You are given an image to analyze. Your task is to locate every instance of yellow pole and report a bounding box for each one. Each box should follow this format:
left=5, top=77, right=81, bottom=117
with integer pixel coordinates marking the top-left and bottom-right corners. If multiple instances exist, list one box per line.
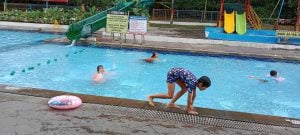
left=54, top=20, right=59, bottom=33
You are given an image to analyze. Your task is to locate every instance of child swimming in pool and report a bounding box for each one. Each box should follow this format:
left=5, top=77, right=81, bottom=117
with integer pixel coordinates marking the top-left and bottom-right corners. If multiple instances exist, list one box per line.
left=249, top=70, right=285, bottom=82
left=147, top=67, right=211, bottom=115
left=92, top=64, right=117, bottom=84
left=92, top=65, right=106, bottom=83
left=144, top=52, right=158, bottom=63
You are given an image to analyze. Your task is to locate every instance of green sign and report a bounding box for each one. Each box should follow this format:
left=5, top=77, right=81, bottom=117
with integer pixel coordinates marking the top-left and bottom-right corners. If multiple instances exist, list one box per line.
left=106, top=14, right=128, bottom=33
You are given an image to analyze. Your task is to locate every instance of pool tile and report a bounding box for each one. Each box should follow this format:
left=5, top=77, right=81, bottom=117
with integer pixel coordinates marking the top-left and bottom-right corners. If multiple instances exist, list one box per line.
left=118, top=99, right=146, bottom=108
left=196, top=107, right=227, bottom=119
left=18, top=89, right=65, bottom=98
left=80, top=95, right=122, bottom=106
left=223, top=111, right=256, bottom=123
left=252, top=114, right=293, bottom=127
left=144, top=102, right=172, bottom=111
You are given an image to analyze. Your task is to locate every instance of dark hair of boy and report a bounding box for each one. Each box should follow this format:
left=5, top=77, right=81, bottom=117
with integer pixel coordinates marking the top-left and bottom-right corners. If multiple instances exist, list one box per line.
left=198, top=76, right=211, bottom=88
left=270, top=70, right=277, bottom=77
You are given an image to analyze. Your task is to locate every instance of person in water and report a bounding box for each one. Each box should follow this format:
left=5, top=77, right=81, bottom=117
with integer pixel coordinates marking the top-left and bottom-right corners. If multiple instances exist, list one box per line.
left=144, top=52, right=158, bottom=63
left=249, top=70, right=285, bottom=82
left=92, top=65, right=106, bottom=83
left=147, top=67, right=211, bottom=115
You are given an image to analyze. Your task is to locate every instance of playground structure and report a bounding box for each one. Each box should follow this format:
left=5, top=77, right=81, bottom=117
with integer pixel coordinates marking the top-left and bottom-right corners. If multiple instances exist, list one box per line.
left=269, top=0, right=288, bottom=30
left=66, top=0, right=154, bottom=41
left=206, top=0, right=300, bottom=44
left=217, top=0, right=262, bottom=35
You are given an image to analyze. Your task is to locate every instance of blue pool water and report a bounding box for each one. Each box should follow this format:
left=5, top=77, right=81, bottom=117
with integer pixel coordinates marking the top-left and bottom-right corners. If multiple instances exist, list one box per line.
left=0, top=30, right=56, bottom=47
left=1, top=30, right=300, bottom=119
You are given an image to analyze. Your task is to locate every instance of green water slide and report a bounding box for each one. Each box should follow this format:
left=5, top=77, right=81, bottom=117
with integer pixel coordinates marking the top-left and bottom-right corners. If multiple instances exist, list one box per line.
left=235, top=11, right=247, bottom=35
left=66, top=0, right=154, bottom=41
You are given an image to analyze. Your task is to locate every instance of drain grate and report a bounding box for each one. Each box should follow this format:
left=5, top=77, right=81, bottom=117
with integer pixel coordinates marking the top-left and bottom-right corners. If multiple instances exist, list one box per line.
left=98, top=104, right=300, bottom=134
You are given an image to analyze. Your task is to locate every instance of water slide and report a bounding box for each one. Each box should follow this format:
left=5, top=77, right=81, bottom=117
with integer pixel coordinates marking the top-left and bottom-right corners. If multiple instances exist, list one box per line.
left=66, top=0, right=154, bottom=41
left=224, top=10, right=235, bottom=34
left=235, top=12, right=247, bottom=35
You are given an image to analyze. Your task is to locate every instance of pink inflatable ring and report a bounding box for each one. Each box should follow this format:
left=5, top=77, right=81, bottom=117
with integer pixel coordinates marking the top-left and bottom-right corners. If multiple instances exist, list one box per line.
left=48, top=95, right=82, bottom=110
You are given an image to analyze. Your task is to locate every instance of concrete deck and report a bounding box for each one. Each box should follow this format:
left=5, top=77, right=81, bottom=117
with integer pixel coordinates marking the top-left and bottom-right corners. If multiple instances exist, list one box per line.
left=1, top=92, right=290, bottom=135
left=1, top=86, right=300, bottom=135
left=1, top=21, right=300, bottom=134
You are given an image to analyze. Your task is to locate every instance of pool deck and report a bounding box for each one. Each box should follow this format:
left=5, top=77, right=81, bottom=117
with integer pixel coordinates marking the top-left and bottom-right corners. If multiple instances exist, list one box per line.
left=1, top=85, right=300, bottom=135
left=1, top=21, right=300, bottom=134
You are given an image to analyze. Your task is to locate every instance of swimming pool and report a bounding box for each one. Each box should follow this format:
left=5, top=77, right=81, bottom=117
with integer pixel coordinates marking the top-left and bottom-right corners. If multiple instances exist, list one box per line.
left=0, top=30, right=56, bottom=47
left=1, top=30, right=300, bottom=119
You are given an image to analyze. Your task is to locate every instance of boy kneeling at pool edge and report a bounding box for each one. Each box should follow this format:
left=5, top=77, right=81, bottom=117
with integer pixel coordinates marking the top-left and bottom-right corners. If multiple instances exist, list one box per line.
left=148, top=67, right=211, bottom=115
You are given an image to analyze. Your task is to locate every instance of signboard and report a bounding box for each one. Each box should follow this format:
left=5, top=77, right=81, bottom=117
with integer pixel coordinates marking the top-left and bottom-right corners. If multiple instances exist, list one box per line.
left=276, top=30, right=300, bottom=38
left=129, top=16, right=147, bottom=35
left=106, top=14, right=128, bottom=33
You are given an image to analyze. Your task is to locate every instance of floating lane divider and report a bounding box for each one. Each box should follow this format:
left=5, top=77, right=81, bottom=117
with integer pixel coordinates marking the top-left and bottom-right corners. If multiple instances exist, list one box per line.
left=0, top=48, right=86, bottom=78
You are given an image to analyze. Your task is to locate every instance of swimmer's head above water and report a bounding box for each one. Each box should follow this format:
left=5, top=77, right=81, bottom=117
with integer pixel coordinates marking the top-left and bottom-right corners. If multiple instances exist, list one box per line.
left=270, top=70, right=277, bottom=77
left=97, top=65, right=104, bottom=73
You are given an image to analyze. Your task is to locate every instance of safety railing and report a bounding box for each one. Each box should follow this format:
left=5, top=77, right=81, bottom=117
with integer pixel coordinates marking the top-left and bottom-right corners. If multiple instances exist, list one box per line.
left=151, top=9, right=219, bottom=22
left=247, top=5, right=262, bottom=29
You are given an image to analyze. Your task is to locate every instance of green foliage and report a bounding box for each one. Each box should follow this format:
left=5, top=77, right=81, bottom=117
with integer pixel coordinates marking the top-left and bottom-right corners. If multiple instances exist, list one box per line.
left=68, top=0, right=118, bottom=10
left=0, top=0, right=297, bottom=24
left=173, top=0, right=220, bottom=10
left=84, top=6, right=97, bottom=18
left=132, top=7, right=150, bottom=18
left=0, top=0, right=153, bottom=24
left=0, top=7, right=101, bottom=25
left=251, top=0, right=297, bottom=19
left=131, top=0, right=151, bottom=18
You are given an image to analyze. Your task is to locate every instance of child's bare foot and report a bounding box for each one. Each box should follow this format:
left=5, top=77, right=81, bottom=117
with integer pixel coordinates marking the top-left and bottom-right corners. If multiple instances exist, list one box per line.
left=187, top=110, right=198, bottom=115
left=190, top=106, right=195, bottom=111
left=167, top=103, right=181, bottom=109
left=147, top=97, right=155, bottom=107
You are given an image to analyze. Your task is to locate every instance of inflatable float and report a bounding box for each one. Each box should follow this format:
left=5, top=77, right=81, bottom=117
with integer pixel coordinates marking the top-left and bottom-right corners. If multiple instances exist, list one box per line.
left=48, top=95, right=82, bottom=110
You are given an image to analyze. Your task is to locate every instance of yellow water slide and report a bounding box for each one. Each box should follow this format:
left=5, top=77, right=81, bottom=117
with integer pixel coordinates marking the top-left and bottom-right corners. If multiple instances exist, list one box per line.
left=224, top=11, right=235, bottom=34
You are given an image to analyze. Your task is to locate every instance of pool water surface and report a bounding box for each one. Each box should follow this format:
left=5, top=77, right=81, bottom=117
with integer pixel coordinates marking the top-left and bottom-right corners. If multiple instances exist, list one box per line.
left=0, top=30, right=300, bottom=119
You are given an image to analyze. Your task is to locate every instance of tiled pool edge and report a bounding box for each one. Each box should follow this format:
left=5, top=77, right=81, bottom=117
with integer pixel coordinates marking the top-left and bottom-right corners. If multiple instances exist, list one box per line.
left=0, top=84, right=299, bottom=129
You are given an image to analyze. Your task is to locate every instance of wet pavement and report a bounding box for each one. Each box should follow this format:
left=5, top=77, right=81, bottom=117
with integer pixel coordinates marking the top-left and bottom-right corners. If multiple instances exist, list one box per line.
left=2, top=92, right=300, bottom=135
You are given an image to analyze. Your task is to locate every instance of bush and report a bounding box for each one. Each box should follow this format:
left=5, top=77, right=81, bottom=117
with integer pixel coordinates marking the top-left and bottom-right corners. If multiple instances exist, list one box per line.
left=0, top=7, right=101, bottom=25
